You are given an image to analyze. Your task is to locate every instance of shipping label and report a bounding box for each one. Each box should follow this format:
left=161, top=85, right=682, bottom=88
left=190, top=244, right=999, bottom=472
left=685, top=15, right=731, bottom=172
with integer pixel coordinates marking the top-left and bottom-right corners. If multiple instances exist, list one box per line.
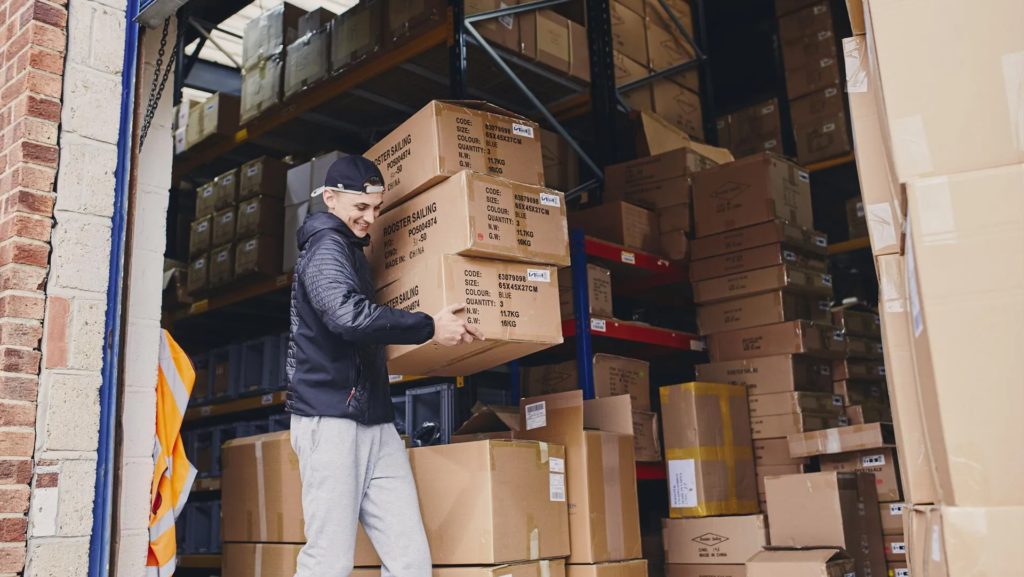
left=668, top=459, right=697, bottom=508
left=525, top=401, right=546, bottom=430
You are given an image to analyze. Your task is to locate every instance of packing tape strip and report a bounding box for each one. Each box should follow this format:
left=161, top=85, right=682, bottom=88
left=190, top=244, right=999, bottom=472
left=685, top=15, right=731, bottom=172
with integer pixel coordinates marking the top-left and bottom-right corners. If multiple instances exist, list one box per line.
left=539, top=559, right=551, bottom=577
left=1003, top=51, right=1024, bottom=152
left=717, top=386, right=737, bottom=504
left=528, top=514, right=539, bottom=560
left=825, top=428, right=842, bottom=454
left=602, top=433, right=626, bottom=560
left=255, top=438, right=268, bottom=541
left=538, top=441, right=549, bottom=465
left=254, top=543, right=263, bottom=577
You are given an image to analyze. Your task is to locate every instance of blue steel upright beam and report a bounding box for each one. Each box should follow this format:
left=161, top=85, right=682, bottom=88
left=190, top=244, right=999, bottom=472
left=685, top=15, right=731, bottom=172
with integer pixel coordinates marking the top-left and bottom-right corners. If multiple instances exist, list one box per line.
left=569, top=229, right=595, bottom=399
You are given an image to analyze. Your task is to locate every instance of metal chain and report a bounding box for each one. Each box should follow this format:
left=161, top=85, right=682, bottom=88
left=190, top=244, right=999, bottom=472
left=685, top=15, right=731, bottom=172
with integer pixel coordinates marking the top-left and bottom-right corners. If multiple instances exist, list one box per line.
left=139, top=9, right=189, bottom=151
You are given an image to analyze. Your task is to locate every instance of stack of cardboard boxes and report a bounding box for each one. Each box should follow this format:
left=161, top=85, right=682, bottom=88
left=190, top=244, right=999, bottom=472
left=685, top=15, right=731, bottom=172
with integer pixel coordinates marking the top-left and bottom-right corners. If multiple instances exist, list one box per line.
left=173, top=92, right=240, bottom=155
left=187, top=157, right=288, bottom=294
left=840, top=0, right=1024, bottom=572
left=831, top=306, right=890, bottom=425
left=775, top=0, right=852, bottom=165
left=282, top=150, right=347, bottom=271
left=715, top=99, right=784, bottom=160
left=363, top=100, right=567, bottom=377
left=240, top=3, right=304, bottom=123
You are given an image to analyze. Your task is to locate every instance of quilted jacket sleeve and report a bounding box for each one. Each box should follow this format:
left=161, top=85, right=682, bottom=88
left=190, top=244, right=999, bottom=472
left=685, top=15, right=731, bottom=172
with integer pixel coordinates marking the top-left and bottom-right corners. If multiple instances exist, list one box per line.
left=301, top=235, right=435, bottom=345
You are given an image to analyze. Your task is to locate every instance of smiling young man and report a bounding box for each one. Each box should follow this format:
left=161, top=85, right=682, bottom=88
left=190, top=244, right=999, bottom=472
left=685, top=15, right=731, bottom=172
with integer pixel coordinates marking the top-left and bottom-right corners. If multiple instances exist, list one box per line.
left=286, top=156, right=483, bottom=577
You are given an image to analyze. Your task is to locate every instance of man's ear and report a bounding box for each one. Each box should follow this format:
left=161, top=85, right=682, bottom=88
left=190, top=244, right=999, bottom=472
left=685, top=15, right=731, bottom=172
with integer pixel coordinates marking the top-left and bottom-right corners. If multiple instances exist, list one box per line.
left=321, top=190, right=334, bottom=209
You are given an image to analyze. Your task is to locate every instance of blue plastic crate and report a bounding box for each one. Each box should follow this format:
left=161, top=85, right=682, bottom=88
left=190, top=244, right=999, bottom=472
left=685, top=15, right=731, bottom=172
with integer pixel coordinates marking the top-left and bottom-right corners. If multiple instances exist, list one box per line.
left=269, top=413, right=291, bottom=432
left=240, top=336, right=283, bottom=393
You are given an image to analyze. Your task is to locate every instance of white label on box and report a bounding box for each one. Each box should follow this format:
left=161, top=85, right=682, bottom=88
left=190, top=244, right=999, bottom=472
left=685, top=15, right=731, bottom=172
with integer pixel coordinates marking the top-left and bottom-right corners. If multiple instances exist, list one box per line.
left=203, top=188, right=214, bottom=198
left=194, top=259, right=205, bottom=269
left=388, top=375, right=403, bottom=383
left=813, top=4, right=827, bottom=13
left=833, top=395, right=844, bottom=406
left=823, top=123, right=837, bottom=133
left=932, top=525, right=942, bottom=561
left=512, top=124, right=535, bottom=138
left=892, top=542, right=906, bottom=554
left=549, top=473, right=565, bottom=501
left=799, top=171, right=811, bottom=183
left=906, top=221, right=924, bottom=337
left=821, top=365, right=831, bottom=375
left=539, top=192, right=561, bottom=207
left=205, top=103, right=216, bottom=113
left=834, top=330, right=844, bottom=341
left=763, top=139, right=778, bottom=149
left=690, top=339, right=704, bottom=351
left=525, top=401, right=547, bottom=430
left=223, top=175, right=233, bottom=185
left=245, top=240, right=257, bottom=251
left=783, top=250, right=797, bottom=261
left=814, top=234, right=827, bottom=246
left=197, top=222, right=208, bottom=232
left=668, top=459, right=697, bottom=508
left=247, top=203, right=258, bottom=213
left=549, top=457, right=565, bottom=473
left=217, top=252, right=228, bottom=262
left=222, top=213, right=233, bottom=222
left=818, top=30, right=832, bottom=40
left=247, top=165, right=259, bottom=177
left=879, top=366, right=887, bottom=376
left=591, top=318, right=607, bottom=332
left=820, top=300, right=832, bottom=311
left=761, top=105, right=775, bottom=115
left=825, top=87, right=838, bottom=98
left=863, top=454, right=886, bottom=467
left=895, top=570, right=909, bottom=577
left=822, top=274, right=833, bottom=286
left=261, top=394, right=274, bottom=405
left=839, top=416, right=850, bottom=426
left=890, top=503, right=905, bottom=515
left=821, top=58, right=834, bottom=68
left=498, top=2, right=514, bottom=29
left=621, top=251, right=636, bottom=264
left=856, top=202, right=865, bottom=218
left=716, top=120, right=725, bottom=128
left=527, top=269, right=551, bottom=282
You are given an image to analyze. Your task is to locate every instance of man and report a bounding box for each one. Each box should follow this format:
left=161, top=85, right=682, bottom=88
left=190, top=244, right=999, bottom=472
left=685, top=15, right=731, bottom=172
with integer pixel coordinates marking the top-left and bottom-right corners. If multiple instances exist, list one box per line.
left=286, top=156, right=483, bottom=577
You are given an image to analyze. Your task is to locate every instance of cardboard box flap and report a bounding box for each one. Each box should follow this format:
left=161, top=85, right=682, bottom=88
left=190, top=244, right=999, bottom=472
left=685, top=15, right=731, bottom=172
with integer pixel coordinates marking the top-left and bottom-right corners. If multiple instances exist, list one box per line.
left=635, top=110, right=735, bottom=165
left=435, top=99, right=533, bottom=123
left=433, top=559, right=567, bottom=576
left=749, top=547, right=852, bottom=564
left=583, top=395, right=635, bottom=435
left=520, top=390, right=584, bottom=434
left=453, top=403, right=521, bottom=435
left=787, top=423, right=895, bottom=458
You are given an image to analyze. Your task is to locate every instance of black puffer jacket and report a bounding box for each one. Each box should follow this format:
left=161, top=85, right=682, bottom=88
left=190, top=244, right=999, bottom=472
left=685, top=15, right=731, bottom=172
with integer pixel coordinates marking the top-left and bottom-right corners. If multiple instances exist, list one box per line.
left=286, top=212, right=435, bottom=424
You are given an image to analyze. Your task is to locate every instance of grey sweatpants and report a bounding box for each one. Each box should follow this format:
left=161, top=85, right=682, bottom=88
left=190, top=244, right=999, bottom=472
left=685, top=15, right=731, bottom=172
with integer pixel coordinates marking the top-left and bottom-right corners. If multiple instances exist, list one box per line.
left=290, top=415, right=432, bottom=577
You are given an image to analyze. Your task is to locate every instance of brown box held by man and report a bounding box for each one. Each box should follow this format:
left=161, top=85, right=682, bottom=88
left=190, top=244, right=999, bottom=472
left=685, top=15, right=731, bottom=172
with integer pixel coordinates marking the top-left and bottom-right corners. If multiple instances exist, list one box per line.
left=558, top=264, right=613, bottom=320
left=820, top=447, right=902, bottom=503
left=746, top=549, right=855, bottom=577
left=707, top=320, right=846, bottom=362
left=376, top=255, right=562, bottom=376
left=435, top=560, right=569, bottom=577
left=879, top=502, right=906, bottom=536
left=605, top=147, right=716, bottom=193
left=364, top=101, right=544, bottom=210
left=566, top=560, right=648, bottom=577
left=214, top=169, right=240, bottom=210
left=222, top=544, right=383, bottom=577
left=750, top=413, right=846, bottom=440
left=663, top=515, right=767, bottom=565
left=568, top=201, right=661, bottom=253
left=660, top=382, right=758, bottom=518
left=691, top=220, right=826, bottom=261
left=521, top=354, right=651, bottom=409
left=693, top=265, right=833, bottom=304
left=690, top=242, right=828, bottom=283
left=692, top=153, right=813, bottom=238
left=235, top=235, right=283, bottom=278
left=696, top=354, right=833, bottom=395
left=520, top=390, right=642, bottom=564
left=240, top=156, right=288, bottom=201
left=747, top=391, right=843, bottom=418
left=187, top=253, right=209, bottom=294
left=408, top=439, right=571, bottom=564
left=209, top=244, right=235, bottom=287
left=832, top=358, right=884, bottom=381
left=765, top=471, right=887, bottom=577
left=190, top=216, right=212, bottom=257
left=330, top=0, right=383, bottom=73
left=697, top=291, right=831, bottom=335
left=451, top=403, right=520, bottom=443
left=237, top=196, right=284, bottom=238
left=368, top=170, right=569, bottom=288
left=787, top=422, right=895, bottom=458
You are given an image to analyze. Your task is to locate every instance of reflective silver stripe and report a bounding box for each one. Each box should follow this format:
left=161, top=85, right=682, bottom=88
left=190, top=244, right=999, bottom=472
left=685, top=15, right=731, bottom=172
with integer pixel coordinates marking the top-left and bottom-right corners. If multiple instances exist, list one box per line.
left=158, top=332, right=189, bottom=418
left=147, top=565, right=160, bottom=577
left=158, top=555, right=176, bottom=576
left=152, top=434, right=162, bottom=465
left=174, top=462, right=198, bottom=519
left=149, top=510, right=175, bottom=542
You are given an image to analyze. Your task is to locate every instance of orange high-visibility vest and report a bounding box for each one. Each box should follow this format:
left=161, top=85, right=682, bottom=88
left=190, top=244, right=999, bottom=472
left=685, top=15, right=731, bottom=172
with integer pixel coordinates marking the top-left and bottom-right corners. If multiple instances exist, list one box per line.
left=147, top=330, right=198, bottom=576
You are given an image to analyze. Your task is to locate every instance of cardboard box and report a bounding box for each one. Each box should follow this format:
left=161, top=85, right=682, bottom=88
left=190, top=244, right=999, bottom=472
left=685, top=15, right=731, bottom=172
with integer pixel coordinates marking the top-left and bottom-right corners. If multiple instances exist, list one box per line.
left=187, top=253, right=209, bottom=294
left=867, top=0, right=1024, bottom=181
left=377, top=255, right=562, bottom=376
left=845, top=404, right=891, bottom=425
left=659, top=204, right=692, bottom=234
left=633, top=410, right=660, bottom=462
left=633, top=109, right=735, bottom=165
left=520, top=354, right=651, bottom=410
left=388, top=0, right=445, bottom=46
left=242, top=2, right=305, bottom=69
left=875, top=254, right=937, bottom=505
left=566, top=560, right=648, bottom=577
left=451, top=403, right=520, bottom=443
left=240, top=55, right=284, bottom=124
left=616, top=52, right=654, bottom=112
left=237, top=196, right=284, bottom=238
left=843, top=36, right=903, bottom=256
left=465, top=0, right=521, bottom=54
left=917, top=505, right=1024, bottom=577
left=235, top=235, right=284, bottom=278
left=845, top=336, right=884, bottom=360
left=879, top=502, right=906, bottom=535
left=190, top=216, right=212, bottom=257
left=697, top=291, right=831, bottom=335
left=832, top=307, right=881, bottom=339
left=283, top=202, right=307, bottom=272
left=833, top=380, right=886, bottom=407
left=196, top=93, right=241, bottom=143
left=765, top=472, right=887, bottom=577
left=212, top=207, right=236, bottom=247
left=845, top=197, right=868, bottom=240
left=888, top=562, right=908, bottom=577
left=209, top=244, right=235, bottom=287
left=605, top=147, right=716, bottom=193
left=820, top=447, right=902, bottom=503
left=214, top=169, right=240, bottom=210
left=661, top=230, right=689, bottom=260
left=883, top=534, right=907, bottom=562
left=298, top=7, right=335, bottom=36
left=557, top=264, right=613, bottom=320
left=903, top=164, right=1024, bottom=507
left=789, top=88, right=851, bottom=164
left=783, top=45, right=842, bottom=101
left=283, top=29, right=329, bottom=99
left=520, top=391, right=643, bottom=563
left=691, top=242, right=828, bottom=283
left=831, top=358, right=885, bottom=381
left=240, top=157, right=287, bottom=201
left=753, top=437, right=808, bottom=466
left=330, top=0, right=383, bottom=73
left=750, top=413, right=846, bottom=440
left=365, top=101, right=544, bottom=210
left=541, top=128, right=581, bottom=193
left=778, top=2, right=834, bottom=45
left=696, top=354, right=833, bottom=395
left=652, top=80, right=703, bottom=141
left=660, top=383, right=758, bottom=518
left=662, top=515, right=768, bottom=565
left=756, top=464, right=805, bottom=494
left=728, top=100, right=784, bottom=159
left=666, top=565, right=746, bottom=577
left=610, top=1, right=648, bottom=65
left=434, top=561, right=569, bottom=577
left=368, top=170, right=569, bottom=288
left=693, top=265, right=833, bottom=305
left=747, top=391, right=843, bottom=418
left=707, top=320, right=846, bottom=362
left=691, top=153, right=813, bottom=238
left=787, top=422, right=895, bottom=458
left=194, top=182, right=216, bottom=219
left=646, top=22, right=698, bottom=93
left=568, top=201, right=660, bottom=253
left=222, top=544, right=382, bottom=577
left=746, top=549, right=855, bottom=577
left=408, top=440, right=571, bottom=564
left=691, top=220, right=826, bottom=261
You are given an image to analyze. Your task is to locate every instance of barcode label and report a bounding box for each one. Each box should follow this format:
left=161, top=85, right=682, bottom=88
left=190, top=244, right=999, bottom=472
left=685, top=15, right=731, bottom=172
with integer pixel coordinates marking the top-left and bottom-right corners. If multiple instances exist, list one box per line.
left=194, top=259, right=205, bottom=269
left=591, top=318, right=607, bottom=332
left=205, top=103, right=215, bottom=113
left=540, top=192, right=561, bottom=207
left=834, top=330, right=845, bottom=341
left=892, top=542, right=906, bottom=554
left=247, top=203, right=258, bottom=213
left=197, top=222, right=208, bottom=232
left=895, top=570, right=909, bottom=577
left=815, top=235, right=827, bottom=246
left=839, top=416, right=850, bottom=426
left=247, top=166, right=259, bottom=176
left=550, top=457, right=565, bottom=473
left=621, top=251, right=636, bottom=264
left=833, top=395, right=843, bottom=406
left=203, top=188, right=213, bottom=197
left=527, top=269, right=550, bottom=282
left=668, top=459, right=697, bottom=508
left=525, top=401, right=546, bottom=430
left=890, top=503, right=905, bottom=515
left=822, top=274, right=833, bottom=286
left=389, top=375, right=403, bottom=382
left=550, top=473, right=565, bottom=501
left=820, top=300, right=832, bottom=310
left=863, top=454, right=886, bottom=466
left=261, top=394, right=274, bottom=405
left=783, top=250, right=796, bottom=261
left=246, top=240, right=257, bottom=251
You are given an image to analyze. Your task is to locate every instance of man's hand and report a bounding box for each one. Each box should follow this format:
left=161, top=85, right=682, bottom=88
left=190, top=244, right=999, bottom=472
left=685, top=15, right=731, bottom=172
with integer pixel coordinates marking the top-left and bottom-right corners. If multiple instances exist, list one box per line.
left=432, top=303, right=485, bottom=346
